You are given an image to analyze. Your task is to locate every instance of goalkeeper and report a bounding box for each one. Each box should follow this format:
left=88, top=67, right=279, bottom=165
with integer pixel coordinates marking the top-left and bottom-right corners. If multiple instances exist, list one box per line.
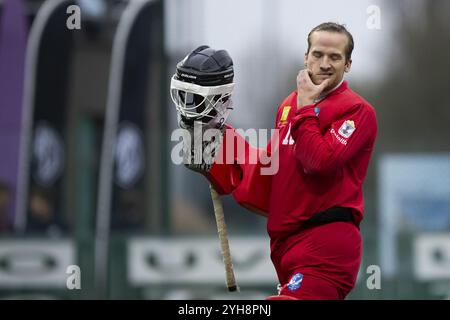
left=170, top=22, right=377, bottom=300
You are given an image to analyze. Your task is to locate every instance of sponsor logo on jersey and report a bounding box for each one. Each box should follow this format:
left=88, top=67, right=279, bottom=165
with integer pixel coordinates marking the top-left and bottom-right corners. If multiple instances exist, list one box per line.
left=338, top=120, right=356, bottom=138
left=287, top=273, right=303, bottom=292
left=314, top=107, right=321, bottom=116
left=331, top=128, right=348, bottom=145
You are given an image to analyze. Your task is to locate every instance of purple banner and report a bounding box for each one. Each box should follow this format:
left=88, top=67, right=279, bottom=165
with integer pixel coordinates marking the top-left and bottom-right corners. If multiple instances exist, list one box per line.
left=0, top=0, right=27, bottom=231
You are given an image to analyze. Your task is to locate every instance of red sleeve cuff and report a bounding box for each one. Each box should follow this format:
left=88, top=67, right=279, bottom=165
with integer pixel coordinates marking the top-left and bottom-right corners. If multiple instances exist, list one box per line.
left=291, top=104, right=318, bottom=140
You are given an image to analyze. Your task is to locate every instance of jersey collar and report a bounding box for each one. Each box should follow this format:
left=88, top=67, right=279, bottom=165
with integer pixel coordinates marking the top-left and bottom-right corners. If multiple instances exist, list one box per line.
left=314, top=79, right=348, bottom=103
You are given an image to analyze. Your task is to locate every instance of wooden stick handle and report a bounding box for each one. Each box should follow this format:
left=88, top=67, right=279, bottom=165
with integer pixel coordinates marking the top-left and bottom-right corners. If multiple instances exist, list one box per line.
left=209, top=184, right=239, bottom=292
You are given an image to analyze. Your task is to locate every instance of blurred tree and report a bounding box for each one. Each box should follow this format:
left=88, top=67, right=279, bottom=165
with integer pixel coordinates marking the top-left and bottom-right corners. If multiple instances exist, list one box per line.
left=368, top=0, right=450, bottom=152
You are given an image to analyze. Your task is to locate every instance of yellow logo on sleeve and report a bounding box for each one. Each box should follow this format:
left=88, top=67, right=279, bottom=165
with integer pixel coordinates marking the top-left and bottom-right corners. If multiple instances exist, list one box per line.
left=280, top=106, right=291, bottom=123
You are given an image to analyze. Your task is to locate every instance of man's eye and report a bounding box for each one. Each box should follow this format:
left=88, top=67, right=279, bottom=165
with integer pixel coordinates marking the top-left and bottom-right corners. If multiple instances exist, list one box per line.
left=313, top=52, right=321, bottom=58
left=331, top=55, right=342, bottom=61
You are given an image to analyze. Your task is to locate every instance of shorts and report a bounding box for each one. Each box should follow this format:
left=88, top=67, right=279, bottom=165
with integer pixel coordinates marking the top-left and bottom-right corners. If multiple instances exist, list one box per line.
left=271, top=221, right=362, bottom=300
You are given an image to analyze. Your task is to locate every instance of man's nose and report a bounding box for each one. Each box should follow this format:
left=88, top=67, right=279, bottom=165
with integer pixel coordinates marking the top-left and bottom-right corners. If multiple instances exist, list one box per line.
left=320, top=57, right=331, bottom=70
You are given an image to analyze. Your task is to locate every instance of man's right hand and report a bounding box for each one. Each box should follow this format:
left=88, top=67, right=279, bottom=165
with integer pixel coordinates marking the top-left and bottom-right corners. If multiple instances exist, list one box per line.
left=296, top=69, right=330, bottom=110
left=180, top=120, right=225, bottom=174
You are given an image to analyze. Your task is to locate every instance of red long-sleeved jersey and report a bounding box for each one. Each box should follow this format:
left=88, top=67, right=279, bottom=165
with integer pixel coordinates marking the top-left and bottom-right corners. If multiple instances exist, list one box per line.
left=205, top=81, right=377, bottom=253
left=268, top=80, right=377, bottom=251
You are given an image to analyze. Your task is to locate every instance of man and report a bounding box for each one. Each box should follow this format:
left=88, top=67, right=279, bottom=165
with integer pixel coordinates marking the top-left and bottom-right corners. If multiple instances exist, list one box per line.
left=262, top=22, right=377, bottom=299
left=171, top=22, right=377, bottom=300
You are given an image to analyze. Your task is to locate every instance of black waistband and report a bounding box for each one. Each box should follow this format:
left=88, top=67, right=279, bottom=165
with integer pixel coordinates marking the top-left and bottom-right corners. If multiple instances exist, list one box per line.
left=304, top=207, right=354, bottom=226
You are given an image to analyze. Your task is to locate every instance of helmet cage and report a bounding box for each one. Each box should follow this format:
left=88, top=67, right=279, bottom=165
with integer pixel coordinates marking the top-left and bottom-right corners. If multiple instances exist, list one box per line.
left=170, top=76, right=234, bottom=126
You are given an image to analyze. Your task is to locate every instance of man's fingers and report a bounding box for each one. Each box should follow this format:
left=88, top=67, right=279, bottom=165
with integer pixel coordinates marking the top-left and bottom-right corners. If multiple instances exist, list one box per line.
left=297, top=69, right=314, bottom=86
left=296, top=70, right=304, bottom=83
left=303, top=70, right=314, bottom=85
left=319, top=78, right=331, bottom=90
left=297, top=69, right=330, bottom=100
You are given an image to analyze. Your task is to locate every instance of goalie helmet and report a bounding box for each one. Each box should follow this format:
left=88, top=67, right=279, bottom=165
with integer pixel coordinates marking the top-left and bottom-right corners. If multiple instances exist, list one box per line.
left=170, top=45, right=234, bottom=128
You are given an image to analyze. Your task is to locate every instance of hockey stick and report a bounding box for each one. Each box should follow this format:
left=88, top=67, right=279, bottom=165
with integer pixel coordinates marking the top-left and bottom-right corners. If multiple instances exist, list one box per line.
left=209, top=184, right=239, bottom=292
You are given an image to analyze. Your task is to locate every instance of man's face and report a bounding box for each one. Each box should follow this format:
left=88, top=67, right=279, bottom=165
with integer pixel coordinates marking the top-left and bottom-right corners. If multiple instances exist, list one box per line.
left=304, top=31, right=352, bottom=91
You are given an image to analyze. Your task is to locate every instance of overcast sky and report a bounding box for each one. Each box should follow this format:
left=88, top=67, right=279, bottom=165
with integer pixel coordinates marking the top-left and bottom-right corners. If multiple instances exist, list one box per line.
left=167, top=0, right=399, bottom=78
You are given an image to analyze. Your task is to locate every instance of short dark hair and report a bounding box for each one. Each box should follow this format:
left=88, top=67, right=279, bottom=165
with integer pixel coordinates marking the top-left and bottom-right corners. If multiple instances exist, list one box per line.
left=307, top=22, right=354, bottom=62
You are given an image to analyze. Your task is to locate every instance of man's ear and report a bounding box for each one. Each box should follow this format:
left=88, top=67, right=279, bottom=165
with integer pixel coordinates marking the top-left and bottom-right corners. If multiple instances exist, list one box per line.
left=344, top=59, right=352, bottom=73
left=304, top=52, right=308, bottom=67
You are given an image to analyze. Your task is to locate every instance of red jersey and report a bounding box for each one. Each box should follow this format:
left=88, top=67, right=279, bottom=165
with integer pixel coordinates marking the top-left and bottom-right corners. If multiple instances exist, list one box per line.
left=203, top=80, right=376, bottom=298
left=267, top=81, right=377, bottom=251
left=205, top=80, right=377, bottom=254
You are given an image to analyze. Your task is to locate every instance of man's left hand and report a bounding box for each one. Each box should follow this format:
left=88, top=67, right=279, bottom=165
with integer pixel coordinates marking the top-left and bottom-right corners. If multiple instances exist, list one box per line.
left=296, top=69, right=330, bottom=110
